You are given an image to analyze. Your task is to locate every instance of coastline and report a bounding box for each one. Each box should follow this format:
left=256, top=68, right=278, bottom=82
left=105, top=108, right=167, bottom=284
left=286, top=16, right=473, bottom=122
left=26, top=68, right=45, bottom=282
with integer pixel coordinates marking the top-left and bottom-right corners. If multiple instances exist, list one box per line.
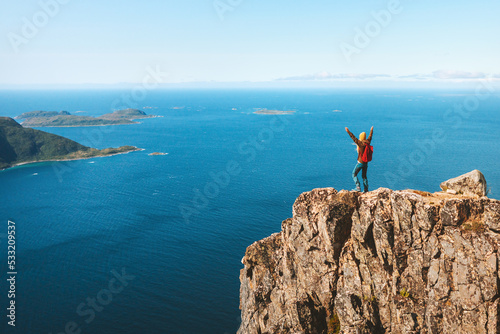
left=20, top=115, right=162, bottom=128
left=0, top=147, right=142, bottom=172
left=23, top=122, right=139, bottom=128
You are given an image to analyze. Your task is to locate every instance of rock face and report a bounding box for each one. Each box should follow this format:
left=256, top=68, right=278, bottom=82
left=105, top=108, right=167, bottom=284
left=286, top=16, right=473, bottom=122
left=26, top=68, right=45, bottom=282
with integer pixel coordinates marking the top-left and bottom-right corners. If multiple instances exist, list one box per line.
left=440, top=169, right=487, bottom=197
left=238, top=172, right=500, bottom=334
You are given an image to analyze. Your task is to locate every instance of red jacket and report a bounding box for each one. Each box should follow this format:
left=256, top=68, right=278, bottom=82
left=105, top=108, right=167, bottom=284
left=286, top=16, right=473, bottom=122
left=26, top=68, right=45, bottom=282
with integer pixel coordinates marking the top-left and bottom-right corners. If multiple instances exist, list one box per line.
left=347, top=128, right=373, bottom=163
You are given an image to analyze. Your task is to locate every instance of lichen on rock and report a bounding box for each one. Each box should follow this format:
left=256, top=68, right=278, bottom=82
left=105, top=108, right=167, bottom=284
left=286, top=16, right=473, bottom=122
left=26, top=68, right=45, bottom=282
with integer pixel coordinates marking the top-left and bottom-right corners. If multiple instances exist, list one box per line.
left=238, top=171, right=500, bottom=334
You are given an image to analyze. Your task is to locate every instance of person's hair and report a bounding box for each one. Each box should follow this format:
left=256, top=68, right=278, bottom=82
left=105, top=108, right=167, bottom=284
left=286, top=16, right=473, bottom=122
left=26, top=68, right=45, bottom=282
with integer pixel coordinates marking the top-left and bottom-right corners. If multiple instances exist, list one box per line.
left=356, top=132, right=367, bottom=153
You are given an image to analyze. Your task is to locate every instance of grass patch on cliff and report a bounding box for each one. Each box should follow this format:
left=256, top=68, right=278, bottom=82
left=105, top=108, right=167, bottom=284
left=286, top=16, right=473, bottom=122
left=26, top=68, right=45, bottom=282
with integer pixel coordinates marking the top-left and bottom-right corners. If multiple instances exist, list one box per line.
left=462, top=219, right=485, bottom=233
left=328, top=312, right=340, bottom=334
left=411, top=190, right=432, bottom=197
left=399, top=288, right=410, bottom=298
left=363, top=295, right=376, bottom=302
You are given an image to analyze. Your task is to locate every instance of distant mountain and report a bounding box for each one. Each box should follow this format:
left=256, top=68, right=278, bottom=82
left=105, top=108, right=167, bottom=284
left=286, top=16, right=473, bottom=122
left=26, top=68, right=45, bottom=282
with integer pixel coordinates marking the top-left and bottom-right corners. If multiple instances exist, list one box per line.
left=16, top=109, right=156, bottom=127
left=15, top=110, right=71, bottom=119
left=100, top=108, right=148, bottom=119
left=0, top=117, right=138, bottom=170
left=19, top=115, right=136, bottom=127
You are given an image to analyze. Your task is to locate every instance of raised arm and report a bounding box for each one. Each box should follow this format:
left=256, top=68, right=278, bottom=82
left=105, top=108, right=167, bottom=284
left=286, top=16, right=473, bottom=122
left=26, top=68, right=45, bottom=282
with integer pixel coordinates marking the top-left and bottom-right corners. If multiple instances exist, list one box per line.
left=367, top=126, right=373, bottom=142
left=345, top=127, right=361, bottom=146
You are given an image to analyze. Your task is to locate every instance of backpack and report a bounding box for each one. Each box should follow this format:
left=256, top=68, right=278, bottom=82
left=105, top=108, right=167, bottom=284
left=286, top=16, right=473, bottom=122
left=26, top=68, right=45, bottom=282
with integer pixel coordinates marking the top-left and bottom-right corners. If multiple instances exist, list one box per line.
left=362, top=144, right=373, bottom=163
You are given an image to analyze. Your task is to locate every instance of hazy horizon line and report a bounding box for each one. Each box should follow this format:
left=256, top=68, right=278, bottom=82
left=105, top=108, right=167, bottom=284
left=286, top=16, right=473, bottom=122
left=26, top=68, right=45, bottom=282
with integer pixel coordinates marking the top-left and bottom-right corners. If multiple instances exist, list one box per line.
left=1, top=78, right=500, bottom=90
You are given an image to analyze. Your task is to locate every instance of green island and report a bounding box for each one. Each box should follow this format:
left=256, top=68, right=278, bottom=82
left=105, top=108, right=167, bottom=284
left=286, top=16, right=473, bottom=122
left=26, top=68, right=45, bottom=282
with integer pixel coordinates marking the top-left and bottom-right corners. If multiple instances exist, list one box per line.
left=16, top=108, right=157, bottom=127
left=253, top=109, right=295, bottom=115
left=0, top=117, right=140, bottom=171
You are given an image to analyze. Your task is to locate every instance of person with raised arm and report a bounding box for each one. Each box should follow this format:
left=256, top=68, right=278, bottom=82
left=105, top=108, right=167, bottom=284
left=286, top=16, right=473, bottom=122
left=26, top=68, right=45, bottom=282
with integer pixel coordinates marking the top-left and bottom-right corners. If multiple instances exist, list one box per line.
left=345, top=126, right=373, bottom=192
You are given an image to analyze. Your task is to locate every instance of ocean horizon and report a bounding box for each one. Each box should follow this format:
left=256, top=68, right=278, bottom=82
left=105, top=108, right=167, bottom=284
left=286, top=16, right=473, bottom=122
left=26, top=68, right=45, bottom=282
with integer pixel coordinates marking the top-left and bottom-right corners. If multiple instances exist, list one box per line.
left=1, top=88, right=499, bottom=333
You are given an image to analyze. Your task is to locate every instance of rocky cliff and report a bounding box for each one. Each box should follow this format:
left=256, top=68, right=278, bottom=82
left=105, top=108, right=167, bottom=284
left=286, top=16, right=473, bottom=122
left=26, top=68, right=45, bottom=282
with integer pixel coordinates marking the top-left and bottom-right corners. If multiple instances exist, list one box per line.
left=238, top=171, right=500, bottom=333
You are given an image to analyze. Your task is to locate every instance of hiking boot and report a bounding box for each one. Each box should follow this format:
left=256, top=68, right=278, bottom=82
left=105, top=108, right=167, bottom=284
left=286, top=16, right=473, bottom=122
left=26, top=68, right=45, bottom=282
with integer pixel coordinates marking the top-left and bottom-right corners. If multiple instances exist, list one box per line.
left=352, top=188, right=361, bottom=192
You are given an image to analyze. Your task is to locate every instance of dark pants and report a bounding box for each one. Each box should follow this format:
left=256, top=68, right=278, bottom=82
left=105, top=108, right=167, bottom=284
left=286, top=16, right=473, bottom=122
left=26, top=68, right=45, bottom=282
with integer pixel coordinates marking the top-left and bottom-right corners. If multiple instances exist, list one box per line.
left=352, top=162, right=368, bottom=192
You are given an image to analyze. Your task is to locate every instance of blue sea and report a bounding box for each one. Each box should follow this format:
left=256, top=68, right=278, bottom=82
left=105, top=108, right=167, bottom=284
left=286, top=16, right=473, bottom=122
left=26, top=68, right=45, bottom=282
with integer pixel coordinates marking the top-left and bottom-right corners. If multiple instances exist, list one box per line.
left=0, top=89, right=499, bottom=334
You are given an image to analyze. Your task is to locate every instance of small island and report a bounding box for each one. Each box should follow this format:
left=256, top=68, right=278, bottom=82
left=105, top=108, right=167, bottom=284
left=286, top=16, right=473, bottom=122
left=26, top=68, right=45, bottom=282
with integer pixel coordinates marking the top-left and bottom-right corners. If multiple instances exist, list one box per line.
left=253, top=109, right=295, bottom=115
left=148, top=152, right=168, bottom=156
left=0, top=117, right=140, bottom=171
left=16, top=108, right=158, bottom=127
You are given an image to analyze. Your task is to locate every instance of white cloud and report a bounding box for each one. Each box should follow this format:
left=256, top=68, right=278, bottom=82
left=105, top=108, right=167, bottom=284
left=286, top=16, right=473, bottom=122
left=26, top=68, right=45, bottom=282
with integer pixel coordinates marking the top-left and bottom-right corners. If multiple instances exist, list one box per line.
left=397, top=74, right=430, bottom=80
left=274, top=70, right=500, bottom=84
left=432, top=70, right=487, bottom=79
left=276, top=72, right=391, bottom=81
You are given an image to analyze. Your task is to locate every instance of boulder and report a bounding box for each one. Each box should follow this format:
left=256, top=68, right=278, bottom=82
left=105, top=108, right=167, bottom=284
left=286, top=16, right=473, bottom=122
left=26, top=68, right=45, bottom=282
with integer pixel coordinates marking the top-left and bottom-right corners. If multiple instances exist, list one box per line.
left=440, top=170, right=487, bottom=197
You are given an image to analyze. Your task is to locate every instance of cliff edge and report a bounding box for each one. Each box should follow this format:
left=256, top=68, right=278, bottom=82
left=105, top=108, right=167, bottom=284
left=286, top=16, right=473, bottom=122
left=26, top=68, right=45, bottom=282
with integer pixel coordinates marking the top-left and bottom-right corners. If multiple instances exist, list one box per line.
left=238, top=170, right=500, bottom=333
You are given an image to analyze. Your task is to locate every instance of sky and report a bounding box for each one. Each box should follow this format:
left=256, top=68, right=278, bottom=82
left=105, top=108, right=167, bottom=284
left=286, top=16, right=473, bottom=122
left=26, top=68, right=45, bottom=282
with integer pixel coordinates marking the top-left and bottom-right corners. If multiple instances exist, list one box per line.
left=1, top=0, right=499, bottom=87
